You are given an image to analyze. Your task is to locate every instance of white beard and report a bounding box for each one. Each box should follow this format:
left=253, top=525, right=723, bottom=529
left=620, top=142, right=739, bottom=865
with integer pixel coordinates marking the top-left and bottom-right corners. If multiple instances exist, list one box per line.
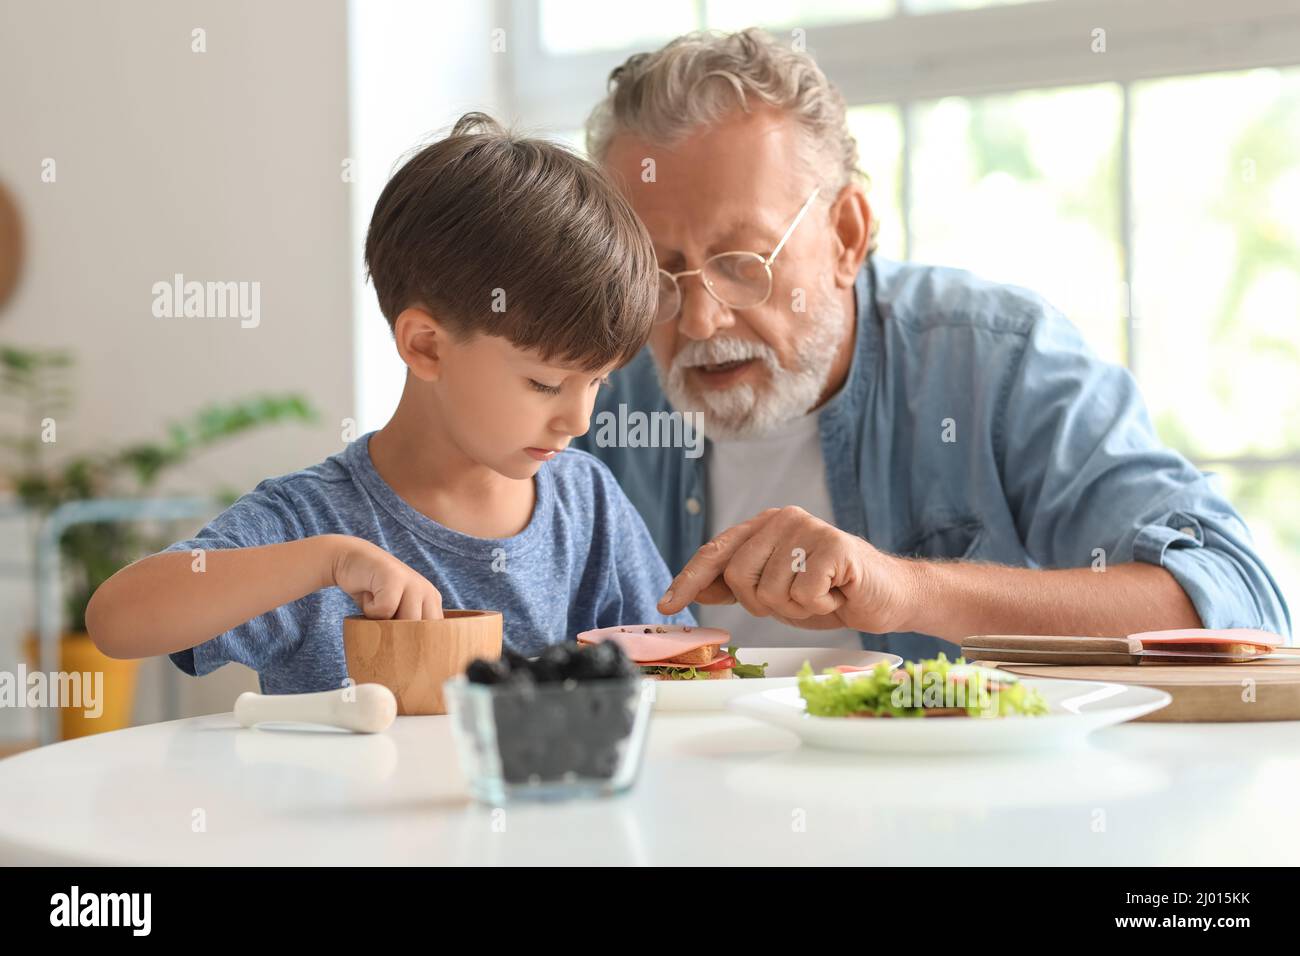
left=654, top=275, right=850, bottom=441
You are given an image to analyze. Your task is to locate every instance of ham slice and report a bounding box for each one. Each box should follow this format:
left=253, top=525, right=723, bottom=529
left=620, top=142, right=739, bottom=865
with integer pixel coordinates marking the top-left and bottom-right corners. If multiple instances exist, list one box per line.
left=576, top=624, right=731, bottom=663
left=1129, top=627, right=1279, bottom=653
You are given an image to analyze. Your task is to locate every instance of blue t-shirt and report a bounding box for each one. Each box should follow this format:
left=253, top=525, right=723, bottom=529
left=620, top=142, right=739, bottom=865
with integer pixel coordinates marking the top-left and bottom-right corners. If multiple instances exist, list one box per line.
left=162, top=431, right=693, bottom=694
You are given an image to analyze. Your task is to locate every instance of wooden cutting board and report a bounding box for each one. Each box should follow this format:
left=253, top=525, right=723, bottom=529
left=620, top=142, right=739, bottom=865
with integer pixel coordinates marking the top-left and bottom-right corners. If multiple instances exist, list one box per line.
left=971, top=649, right=1300, bottom=722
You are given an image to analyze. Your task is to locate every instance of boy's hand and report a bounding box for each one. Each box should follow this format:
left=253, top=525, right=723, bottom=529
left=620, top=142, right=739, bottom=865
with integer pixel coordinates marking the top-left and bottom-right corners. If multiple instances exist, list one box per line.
left=329, top=536, right=444, bottom=620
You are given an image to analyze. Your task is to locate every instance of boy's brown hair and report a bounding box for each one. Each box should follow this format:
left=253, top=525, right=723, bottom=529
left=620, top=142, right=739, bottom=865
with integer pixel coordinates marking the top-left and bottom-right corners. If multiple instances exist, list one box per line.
left=364, top=112, right=658, bottom=372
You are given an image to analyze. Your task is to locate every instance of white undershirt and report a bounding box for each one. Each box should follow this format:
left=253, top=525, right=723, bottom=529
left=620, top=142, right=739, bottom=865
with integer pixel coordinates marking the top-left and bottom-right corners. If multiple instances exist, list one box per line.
left=699, top=409, right=864, bottom=649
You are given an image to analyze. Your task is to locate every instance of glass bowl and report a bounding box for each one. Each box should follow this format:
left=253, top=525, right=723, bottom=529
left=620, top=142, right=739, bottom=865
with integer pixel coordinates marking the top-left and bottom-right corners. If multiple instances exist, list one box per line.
left=443, top=675, right=654, bottom=804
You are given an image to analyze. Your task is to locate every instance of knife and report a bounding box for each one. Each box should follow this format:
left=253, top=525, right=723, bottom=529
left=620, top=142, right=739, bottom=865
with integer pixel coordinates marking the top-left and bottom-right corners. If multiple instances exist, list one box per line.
left=959, top=634, right=1293, bottom=666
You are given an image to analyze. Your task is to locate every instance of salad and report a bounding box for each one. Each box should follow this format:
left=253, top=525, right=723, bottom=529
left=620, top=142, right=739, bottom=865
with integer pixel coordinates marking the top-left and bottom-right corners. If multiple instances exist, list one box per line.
left=797, top=653, right=1048, bottom=718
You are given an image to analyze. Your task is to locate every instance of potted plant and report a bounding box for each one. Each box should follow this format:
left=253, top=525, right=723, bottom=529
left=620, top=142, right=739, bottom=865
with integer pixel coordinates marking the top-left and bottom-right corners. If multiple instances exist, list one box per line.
left=1, top=344, right=318, bottom=738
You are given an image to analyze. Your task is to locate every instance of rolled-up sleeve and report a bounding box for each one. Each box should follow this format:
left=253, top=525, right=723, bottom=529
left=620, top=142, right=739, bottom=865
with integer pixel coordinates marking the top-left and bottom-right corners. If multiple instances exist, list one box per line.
left=998, top=307, right=1292, bottom=637
left=159, top=481, right=308, bottom=676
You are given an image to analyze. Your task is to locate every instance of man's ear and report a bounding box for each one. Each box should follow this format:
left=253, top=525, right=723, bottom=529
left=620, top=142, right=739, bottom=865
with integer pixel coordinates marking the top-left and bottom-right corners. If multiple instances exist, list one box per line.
left=829, top=183, right=872, bottom=288
left=393, top=307, right=444, bottom=382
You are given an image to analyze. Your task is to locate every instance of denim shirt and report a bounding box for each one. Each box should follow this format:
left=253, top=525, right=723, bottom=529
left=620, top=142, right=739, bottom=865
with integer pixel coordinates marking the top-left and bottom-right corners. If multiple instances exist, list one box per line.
left=573, top=256, right=1292, bottom=660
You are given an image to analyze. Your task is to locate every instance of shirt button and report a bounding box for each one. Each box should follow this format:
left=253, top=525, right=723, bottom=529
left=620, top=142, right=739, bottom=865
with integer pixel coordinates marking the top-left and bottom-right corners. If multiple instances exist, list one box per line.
left=685, top=497, right=702, bottom=515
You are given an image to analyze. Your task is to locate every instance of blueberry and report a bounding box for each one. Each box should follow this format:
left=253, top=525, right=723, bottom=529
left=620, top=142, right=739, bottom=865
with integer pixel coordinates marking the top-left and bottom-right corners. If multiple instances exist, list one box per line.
left=558, top=691, right=596, bottom=735
left=591, top=688, right=637, bottom=736
left=525, top=661, right=555, bottom=683
left=572, top=714, right=625, bottom=745
left=492, top=693, right=527, bottom=731
left=560, top=641, right=635, bottom=681
left=613, top=659, right=641, bottom=681
left=529, top=647, right=569, bottom=684
left=501, top=648, right=530, bottom=672
left=466, top=658, right=508, bottom=685
left=566, top=646, right=607, bottom=681
left=491, top=674, right=537, bottom=730
left=578, top=642, right=638, bottom=680
left=530, top=699, right=568, bottom=737
left=582, top=684, right=618, bottom=720
left=538, top=737, right=585, bottom=780
left=560, top=684, right=634, bottom=743
left=597, top=643, right=640, bottom=679
left=500, top=667, right=537, bottom=692
left=500, top=736, right=548, bottom=783
left=578, top=744, right=621, bottom=780
left=540, top=643, right=575, bottom=672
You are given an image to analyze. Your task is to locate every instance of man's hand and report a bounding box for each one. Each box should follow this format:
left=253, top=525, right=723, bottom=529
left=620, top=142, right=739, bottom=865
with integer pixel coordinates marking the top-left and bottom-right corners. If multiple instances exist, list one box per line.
left=656, top=507, right=915, bottom=633
left=656, top=509, right=1205, bottom=640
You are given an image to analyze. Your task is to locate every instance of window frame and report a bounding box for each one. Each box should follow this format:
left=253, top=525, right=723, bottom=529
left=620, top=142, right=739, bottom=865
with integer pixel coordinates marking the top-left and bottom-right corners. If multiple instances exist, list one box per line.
left=501, top=0, right=1300, bottom=471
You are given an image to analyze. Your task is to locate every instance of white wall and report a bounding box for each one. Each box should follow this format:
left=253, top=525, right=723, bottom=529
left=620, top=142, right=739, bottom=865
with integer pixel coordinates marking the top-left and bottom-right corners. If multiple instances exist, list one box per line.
left=0, top=0, right=355, bottom=739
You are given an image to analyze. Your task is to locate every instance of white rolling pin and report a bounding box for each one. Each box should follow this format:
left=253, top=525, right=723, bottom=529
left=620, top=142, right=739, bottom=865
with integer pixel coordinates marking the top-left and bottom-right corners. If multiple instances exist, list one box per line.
left=235, top=683, right=397, bottom=734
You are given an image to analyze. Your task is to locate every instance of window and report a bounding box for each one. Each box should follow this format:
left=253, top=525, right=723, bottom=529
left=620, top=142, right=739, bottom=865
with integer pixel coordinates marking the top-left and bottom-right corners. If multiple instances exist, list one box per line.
left=706, top=0, right=894, bottom=32
left=538, top=0, right=697, bottom=54
left=909, top=84, right=1124, bottom=363
left=844, top=104, right=905, bottom=261
left=1131, top=68, right=1300, bottom=462
left=496, top=0, right=1300, bottom=609
left=907, top=0, right=1047, bottom=12
left=1131, top=67, right=1300, bottom=607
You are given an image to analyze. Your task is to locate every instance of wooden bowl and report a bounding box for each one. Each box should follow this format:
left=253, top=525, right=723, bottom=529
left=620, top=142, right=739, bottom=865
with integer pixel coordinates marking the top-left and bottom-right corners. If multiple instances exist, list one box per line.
left=342, top=611, right=503, bottom=715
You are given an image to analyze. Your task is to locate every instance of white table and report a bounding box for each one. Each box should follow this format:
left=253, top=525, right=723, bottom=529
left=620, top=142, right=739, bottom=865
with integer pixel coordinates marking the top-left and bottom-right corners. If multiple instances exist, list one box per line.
left=1, top=709, right=1298, bottom=865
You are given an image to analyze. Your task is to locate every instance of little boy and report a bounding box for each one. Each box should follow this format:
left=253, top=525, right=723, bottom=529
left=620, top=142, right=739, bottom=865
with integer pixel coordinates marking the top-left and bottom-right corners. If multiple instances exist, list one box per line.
left=87, top=112, right=692, bottom=695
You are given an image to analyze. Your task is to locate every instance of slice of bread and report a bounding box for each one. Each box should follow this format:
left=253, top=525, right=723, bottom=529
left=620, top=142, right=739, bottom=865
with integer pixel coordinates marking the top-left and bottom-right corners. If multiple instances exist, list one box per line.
left=657, top=643, right=725, bottom=666
left=1148, top=642, right=1262, bottom=658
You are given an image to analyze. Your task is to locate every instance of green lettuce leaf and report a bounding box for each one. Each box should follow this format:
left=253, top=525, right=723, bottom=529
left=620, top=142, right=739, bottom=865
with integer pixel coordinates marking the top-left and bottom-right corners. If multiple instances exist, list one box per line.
left=726, top=645, right=769, bottom=679
left=642, top=665, right=709, bottom=680
left=797, top=653, right=1048, bottom=718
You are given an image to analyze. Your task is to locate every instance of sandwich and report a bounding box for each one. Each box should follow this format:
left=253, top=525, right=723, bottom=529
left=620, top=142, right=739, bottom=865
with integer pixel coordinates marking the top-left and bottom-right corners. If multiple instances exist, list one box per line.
left=576, top=625, right=766, bottom=680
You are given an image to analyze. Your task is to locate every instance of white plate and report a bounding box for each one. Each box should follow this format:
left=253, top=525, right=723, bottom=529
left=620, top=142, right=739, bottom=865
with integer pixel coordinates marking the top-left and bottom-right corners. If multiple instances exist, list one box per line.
left=726, top=677, right=1172, bottom=752
left=649, top=647, right=902, bottom=712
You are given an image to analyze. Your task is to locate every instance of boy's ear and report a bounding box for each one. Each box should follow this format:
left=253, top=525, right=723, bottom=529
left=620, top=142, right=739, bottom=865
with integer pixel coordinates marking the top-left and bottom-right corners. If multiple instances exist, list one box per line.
left=393, top=307, right=444, bottom=381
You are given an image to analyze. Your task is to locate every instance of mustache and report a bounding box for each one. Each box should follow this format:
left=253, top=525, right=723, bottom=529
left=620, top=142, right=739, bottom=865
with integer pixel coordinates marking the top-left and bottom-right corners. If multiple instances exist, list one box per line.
left=671, top=336, right=778, bottom=371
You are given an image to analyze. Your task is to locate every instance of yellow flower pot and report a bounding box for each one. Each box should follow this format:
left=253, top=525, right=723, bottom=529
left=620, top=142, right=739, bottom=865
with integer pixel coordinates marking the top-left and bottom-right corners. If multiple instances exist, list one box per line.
left=23, top=633, right=140, bottom=739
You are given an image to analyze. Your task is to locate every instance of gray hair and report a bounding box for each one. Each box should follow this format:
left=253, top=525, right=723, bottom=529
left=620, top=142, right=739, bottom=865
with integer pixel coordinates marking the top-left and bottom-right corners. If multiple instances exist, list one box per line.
left=586, top=28, right=878, bottom=254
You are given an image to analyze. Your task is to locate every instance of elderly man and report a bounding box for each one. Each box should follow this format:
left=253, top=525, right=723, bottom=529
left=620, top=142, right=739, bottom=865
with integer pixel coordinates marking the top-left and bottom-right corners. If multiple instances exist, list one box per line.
left=572, top=29, right=1290, bottom=659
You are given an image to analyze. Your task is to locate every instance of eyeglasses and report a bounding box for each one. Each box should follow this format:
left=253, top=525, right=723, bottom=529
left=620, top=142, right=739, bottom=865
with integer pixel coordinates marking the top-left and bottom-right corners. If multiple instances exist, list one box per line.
left=654, top=186, right=822, bottom=324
